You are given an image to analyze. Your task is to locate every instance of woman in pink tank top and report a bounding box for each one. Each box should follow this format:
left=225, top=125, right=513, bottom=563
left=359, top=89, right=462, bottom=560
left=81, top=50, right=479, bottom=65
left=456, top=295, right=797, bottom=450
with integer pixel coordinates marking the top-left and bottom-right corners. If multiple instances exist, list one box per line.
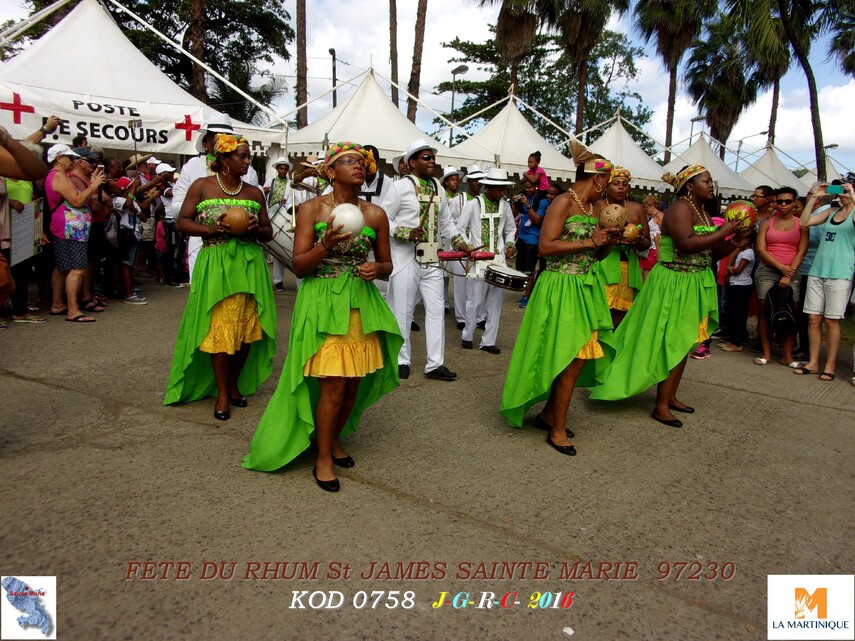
left=754, top=186, right=809, bottom=366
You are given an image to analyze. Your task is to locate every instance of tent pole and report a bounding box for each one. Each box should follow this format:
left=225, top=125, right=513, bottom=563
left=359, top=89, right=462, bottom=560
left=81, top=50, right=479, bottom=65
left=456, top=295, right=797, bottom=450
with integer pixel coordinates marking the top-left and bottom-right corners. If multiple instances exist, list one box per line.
left=104, top=0, right=291, bottom=131
left=433, top=96, right=510, bottom=140
left=514, top=96, right=576, bottom=144
left=0, top=0, right=75, bottom=47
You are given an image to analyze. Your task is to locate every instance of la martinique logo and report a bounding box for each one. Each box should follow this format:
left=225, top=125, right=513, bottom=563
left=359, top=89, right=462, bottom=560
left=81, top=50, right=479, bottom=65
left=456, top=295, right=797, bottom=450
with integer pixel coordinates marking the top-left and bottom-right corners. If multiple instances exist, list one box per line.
left=767, top=575, right=854, bottom=641
left=795, top=586, right=827, bottom=619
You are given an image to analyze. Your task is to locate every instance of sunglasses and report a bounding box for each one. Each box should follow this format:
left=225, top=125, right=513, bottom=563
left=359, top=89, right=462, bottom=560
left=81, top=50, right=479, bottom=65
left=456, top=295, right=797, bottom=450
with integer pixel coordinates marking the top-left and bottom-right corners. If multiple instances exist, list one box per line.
left=419, top=154, right=435, bottom=162
left=775, top=199, right=794, bottom=205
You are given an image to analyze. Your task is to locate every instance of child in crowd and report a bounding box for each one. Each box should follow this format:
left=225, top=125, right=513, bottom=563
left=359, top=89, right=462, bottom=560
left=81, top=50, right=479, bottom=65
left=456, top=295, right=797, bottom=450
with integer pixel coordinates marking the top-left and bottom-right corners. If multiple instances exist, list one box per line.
left=719, top=232, right=757, bottom=351
left=523, top=151, right=549, bottom=198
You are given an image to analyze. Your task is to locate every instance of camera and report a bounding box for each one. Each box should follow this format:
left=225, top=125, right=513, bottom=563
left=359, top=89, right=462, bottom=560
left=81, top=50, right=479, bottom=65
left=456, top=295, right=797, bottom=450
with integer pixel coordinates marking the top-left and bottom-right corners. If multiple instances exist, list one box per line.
left=827, top=184, right=844, bottom=195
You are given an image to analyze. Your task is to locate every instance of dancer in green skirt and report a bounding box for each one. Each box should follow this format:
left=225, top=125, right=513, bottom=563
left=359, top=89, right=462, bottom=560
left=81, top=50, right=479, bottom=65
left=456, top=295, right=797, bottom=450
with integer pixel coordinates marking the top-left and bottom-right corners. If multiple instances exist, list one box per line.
left=589, top=165, right=749, bottom=428
left=242, top=143, right=402, bottom=492
left=500, top=145, right=621, bottom=457
left=164, top=134, right=276, bottom=421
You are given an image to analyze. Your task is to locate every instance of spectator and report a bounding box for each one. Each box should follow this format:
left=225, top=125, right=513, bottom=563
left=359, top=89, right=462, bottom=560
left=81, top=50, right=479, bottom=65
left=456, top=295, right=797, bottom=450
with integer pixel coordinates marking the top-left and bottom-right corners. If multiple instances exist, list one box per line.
left=793, top=178, right=855, bottom=380
left=794, top=195, right=823, bottom=360
left=69, top=147, right=109, bottom=312
left=155, top=162, right=184, bottom=287
left=753, top=186, right=808, bottom=366
left=718, top=232, right=756, bottom=351
left=514, top=178, right=548, bottom=309
left=639, top=194, right=664, bottom=279
left=44, top=144, right=105, bottom=322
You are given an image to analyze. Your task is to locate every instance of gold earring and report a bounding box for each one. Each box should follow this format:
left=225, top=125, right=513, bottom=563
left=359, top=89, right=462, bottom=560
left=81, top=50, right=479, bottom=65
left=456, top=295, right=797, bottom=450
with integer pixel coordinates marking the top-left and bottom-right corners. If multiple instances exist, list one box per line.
left=594, top=180, right=603, bottom=194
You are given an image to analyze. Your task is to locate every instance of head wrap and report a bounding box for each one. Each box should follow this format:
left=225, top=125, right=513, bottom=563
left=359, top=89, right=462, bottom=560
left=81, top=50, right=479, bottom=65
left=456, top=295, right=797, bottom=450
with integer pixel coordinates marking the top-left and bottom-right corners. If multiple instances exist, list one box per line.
left=609, top=167, right=631, bottom=183
left=324, top=142, right=367, bottom=169
left=662, top=165, right=706, bottom=192
left=213, top=133, right=248, bottom=156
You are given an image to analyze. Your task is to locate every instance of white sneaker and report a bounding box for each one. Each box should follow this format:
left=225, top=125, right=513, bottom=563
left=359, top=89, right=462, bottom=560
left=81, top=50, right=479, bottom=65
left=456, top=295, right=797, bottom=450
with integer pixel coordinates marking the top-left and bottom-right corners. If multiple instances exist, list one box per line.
left=123, top=294, right=148, bottom=305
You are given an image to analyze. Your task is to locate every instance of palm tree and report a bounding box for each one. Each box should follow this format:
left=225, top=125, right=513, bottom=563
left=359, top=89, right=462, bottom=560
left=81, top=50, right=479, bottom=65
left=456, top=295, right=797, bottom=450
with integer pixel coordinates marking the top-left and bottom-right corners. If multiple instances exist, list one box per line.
left=685, top=13, right=759, bottom=159
left=828, top=4, right=855, bottom=76
left=634, top=0, right=716, bottom=163
left=295, top=0, right=307, bottom=128
left=493, top=3, right=538, bottom=93
left=406, top=0, right=428, bottom=122
left=188, top=0, right=207, bottom=101
left=745, top=16, right=791, bottom=146
left=390, top=0, right=399, bottom=106
left=556, top=0, right=629, bottom=133
left=209, top=61, right=287, bottom=126
left=729, top=0, right=845, bottom=180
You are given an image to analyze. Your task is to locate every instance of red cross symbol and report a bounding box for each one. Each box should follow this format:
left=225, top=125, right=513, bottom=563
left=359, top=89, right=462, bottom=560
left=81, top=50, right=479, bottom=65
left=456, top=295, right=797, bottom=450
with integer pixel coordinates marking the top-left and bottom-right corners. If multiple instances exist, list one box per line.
left=0, top=92, right=35, bottom=124
left=174, top=114, right=201, bottom=141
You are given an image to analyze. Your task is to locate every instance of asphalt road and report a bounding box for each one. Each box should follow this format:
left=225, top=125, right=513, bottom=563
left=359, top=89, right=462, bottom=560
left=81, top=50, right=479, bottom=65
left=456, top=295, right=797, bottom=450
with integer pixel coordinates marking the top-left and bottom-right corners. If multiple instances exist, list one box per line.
left=1, top=272, right=853, bottom=641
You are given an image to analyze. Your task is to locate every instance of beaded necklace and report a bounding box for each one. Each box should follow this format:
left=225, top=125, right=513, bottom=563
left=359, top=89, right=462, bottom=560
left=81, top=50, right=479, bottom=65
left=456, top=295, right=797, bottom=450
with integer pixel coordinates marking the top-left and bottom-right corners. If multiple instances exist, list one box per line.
left=681, top=196, right=712, bottom=227
left=568, top=188, right=593, bottom=217
left=216, top=173, right=243, bottom=196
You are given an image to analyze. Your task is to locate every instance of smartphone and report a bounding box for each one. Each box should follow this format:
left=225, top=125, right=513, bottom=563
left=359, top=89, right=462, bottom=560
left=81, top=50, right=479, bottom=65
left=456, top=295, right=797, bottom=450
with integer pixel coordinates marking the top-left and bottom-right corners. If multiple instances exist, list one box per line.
left=827, top=185, right=844, bottom=195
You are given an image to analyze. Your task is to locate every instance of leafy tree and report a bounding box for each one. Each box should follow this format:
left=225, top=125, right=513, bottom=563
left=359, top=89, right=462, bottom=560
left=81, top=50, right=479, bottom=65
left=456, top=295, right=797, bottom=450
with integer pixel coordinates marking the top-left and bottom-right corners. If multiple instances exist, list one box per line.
left=9, top=0, right=294, bottom=105
left=208, top=61, right=287, bottom=126
left=433, top=28, right=654, bottom=153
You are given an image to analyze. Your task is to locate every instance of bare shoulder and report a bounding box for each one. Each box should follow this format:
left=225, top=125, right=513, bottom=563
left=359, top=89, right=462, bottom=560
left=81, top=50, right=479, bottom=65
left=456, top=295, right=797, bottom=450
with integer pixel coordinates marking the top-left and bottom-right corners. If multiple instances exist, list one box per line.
left=626, top=199, right=645, bottom=221
left=361, top=201, right=387, bottom=225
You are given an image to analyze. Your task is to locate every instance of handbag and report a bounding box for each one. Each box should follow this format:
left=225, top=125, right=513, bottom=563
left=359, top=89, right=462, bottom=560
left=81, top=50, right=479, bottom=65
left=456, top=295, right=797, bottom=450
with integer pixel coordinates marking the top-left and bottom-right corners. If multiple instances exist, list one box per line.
left=104, top=213, right=119, bottom=247
left=0, top=252, right=15, bottom=297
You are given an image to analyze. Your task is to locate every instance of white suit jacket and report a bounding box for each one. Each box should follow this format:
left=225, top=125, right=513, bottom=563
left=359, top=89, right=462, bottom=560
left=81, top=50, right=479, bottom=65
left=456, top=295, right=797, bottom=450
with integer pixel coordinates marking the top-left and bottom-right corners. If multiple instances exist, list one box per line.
left=388, top=176, right=453, bottom=276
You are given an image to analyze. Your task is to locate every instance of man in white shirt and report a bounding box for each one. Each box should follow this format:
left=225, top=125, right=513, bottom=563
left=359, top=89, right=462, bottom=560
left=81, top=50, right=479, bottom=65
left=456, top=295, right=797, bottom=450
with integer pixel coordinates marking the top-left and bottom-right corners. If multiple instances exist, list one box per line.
left=452, top=168, right=517, bottom=354
left=263, top=156, right=293, bottom=290
left=172, top=112, right=259, bottom=282
left=387, top=139, right=458, bottom=381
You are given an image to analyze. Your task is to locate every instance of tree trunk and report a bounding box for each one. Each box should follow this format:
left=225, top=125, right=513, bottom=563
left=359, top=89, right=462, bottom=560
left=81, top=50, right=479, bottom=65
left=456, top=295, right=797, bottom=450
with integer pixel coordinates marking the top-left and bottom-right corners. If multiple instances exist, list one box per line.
left=188, top=0, right=208, bottom=102
left=777, top=0, right=825, bottom=179
left=510, top=62, right=518, bottom=96
left=295, top=0, right=308, bottom=129
left=390, top=0, right=399, bottom=107
left=664, top=64, right=677, bottom=164
left=406, top=0, right=428, bottom=123
left=767, top=77, right=780, bottom=146
left=575, top=60, right=587, bottom=134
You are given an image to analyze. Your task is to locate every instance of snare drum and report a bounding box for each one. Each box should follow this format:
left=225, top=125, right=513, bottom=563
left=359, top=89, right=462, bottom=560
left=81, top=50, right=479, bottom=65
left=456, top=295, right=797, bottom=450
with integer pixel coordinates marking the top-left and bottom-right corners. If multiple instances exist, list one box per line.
left=485, top=264, right=528, bottom=291
left=263, top=201, right=295, bottom=272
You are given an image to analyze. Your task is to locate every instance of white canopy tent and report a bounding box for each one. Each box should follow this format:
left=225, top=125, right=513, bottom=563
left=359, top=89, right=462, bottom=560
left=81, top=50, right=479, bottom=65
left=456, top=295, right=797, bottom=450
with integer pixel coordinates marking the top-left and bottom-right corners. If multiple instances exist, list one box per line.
left=588, top=117, right=670, bottom=190
left=739, top=147, right=806, bottom=189
left=663, top=135, right=754, bottom=197
left=283, top=71, right=481, bottom=169
left=0, top=0, right=283, bottom=156
left=451, top=98, right=577, bottom=180
left=801, top=157, right=845, bottom=187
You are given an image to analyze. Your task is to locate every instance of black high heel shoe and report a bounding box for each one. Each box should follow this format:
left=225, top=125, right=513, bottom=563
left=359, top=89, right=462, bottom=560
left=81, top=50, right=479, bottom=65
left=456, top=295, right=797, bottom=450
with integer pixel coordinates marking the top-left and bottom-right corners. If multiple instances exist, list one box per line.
left=535, top=414, right=574, bottom=439
left=332, top=455, right=355, bottom=468
left=230, top=396, right=248, bottom=408
left=313, top=467, right=340, bottom=492
left=214, top=409, right=230, bottom=421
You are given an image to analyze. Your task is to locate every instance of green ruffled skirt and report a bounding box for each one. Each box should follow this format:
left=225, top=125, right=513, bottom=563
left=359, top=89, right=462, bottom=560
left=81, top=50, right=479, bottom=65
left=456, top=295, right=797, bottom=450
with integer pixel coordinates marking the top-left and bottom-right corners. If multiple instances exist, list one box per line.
left=589, top=263, right=718, bottom=401
left=164, top=239, right=277, bottom=404
left=499, top=270, right=614, bottom=427
left=241, top=273, right=403, bottom=472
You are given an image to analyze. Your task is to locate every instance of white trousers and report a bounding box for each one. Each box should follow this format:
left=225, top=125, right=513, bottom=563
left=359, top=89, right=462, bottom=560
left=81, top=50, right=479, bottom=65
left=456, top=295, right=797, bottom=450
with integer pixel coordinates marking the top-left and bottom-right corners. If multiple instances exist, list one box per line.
left=387, top=261, right=445, bottom=371
left=462, top=278, right=504, bottom=347
left=273, top=259, right=286, bottom=285
left=449, top=261, right=468, bottom=323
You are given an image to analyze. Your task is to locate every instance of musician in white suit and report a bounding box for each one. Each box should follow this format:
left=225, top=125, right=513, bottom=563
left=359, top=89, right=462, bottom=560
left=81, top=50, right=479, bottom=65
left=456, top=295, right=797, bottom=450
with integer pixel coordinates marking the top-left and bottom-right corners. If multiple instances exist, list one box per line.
left=173, top=113, right=259, bottom=283
left=386, top=139, right=458, bottom=381
left=452, top=167, right=517, bottom=354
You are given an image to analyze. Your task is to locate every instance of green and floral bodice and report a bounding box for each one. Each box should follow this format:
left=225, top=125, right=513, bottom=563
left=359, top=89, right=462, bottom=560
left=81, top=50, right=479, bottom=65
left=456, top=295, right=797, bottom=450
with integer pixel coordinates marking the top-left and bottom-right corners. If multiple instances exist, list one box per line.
left=196, top=198, right=261, bottom=247
left=313, top=222, right=376, bottom=278
left=545, top=215, right=598, bottom=275
left=658, top=226, right=716, bottom=273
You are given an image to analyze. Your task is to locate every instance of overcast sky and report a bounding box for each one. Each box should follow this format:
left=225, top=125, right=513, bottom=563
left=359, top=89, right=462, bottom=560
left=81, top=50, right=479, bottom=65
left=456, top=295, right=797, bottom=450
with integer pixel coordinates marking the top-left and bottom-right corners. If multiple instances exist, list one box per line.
left=2, top=0, right=852, bottom=175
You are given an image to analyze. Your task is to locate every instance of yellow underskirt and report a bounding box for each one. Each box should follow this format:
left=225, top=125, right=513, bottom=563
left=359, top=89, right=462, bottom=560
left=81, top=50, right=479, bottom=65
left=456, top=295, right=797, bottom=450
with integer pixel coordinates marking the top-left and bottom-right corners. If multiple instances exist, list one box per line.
left=576, top=330, right=604, bottom=360
left=304, top=309, right=384, bottom=378
left=199, top=293, right=263, bottom=354
left=697, top=317, right=710, bottom=343
left=605, top=261, right=634, bottom=312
